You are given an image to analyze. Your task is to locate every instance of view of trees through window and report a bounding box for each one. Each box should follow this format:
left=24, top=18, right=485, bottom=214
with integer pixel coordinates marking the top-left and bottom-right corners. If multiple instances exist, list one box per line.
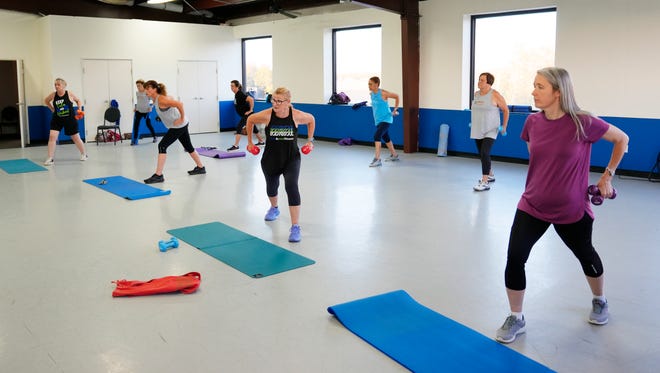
left=472, top=9, right=556, bottom=108
left=243, top=37, right=272, bottom=100
left=334, top=26, right=381, bottom=104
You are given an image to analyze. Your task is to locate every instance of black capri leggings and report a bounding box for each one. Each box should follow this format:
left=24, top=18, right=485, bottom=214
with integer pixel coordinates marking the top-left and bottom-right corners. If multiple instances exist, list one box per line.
left=475, top=138, right=495, bottom=176
left=373, top=122, right=392, bottom=143
left=504, top=209, right=604, bottom=291
left=262, top=158, right=301, bottom=206
left=158, top=125, right=195, bottom=154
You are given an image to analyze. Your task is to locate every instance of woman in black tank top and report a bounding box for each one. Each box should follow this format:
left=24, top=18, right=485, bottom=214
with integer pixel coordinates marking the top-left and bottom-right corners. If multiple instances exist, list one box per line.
left=42, top=78, right=88, bottom=166
left=246, top=87, right=315, bottom=242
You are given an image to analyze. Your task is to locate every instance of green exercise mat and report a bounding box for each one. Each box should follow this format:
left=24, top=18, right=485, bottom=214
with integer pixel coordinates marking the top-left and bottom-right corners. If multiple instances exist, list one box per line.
left=0, top=158, right=47, bottom=174
left=167, top=222, right=315, bottom=278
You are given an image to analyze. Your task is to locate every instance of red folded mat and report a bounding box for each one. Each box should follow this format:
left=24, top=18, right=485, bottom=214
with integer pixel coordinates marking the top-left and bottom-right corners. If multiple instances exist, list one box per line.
left=112, top=272, right=201, bottom=297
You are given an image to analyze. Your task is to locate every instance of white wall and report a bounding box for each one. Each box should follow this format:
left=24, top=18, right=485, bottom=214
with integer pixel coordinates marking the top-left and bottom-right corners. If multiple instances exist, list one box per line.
left=232, top=8, right=402, bottom=104
left=44, top=15, right=238, bottom=105
left=0, top=10, right=44, bottom=106
left=419, top=0, right=660, bottom=117
left=1, top=0, right=659, bottom=118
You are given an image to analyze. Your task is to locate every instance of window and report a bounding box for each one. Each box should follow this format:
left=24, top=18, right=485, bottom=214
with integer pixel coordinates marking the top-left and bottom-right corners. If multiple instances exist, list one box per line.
left=471, top=9, right=556, bottom=107
left=333, top=25, right=381, bottom=104
left=242, top=37, right=272, bottom=100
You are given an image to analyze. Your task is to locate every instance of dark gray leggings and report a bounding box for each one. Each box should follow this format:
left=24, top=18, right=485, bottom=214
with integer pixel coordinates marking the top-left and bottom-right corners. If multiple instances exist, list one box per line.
left=505, top=209, right=604, bottom=291
left=475, top=138, right=495, bottom=175
left=262, top=158, right=301, bottom=206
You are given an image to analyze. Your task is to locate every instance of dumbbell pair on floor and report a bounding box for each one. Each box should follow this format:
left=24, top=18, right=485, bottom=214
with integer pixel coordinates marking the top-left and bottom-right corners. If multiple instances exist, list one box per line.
left=587, top=184, right=617, bottom=205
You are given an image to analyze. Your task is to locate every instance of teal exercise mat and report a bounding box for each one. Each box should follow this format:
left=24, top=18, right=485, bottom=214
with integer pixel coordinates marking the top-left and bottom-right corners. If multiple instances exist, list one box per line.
left=328, top=290, right=555, bottom=373
left=0, top=158, right=47, bottom=174
left=83, top=176, right=171, bottom=200
left=167, top=222, right=315, bottom=278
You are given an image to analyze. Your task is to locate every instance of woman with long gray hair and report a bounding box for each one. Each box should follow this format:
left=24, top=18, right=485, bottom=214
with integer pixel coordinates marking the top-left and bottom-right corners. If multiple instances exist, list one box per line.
left=495, top=67, right=629, bottom=343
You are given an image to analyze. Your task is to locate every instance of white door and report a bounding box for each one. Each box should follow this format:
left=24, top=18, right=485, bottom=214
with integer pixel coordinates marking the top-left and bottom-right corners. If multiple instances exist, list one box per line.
left=107, top=60, right=134, bottom=135
left=177, top=61, right=199, bottom=132
left=177, top=60, right=218, bottom=134
left=82, top=59, right=133, bottom=142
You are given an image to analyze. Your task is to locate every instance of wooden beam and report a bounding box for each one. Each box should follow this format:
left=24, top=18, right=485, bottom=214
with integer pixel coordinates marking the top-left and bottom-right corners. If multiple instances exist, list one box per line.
left=351, top=0, right=403, bottom=14
left=0, top=0, right=220, bottom=24
left=400, top=0, right=419, bottom=152
left=212, top=0, right=340, bottom=22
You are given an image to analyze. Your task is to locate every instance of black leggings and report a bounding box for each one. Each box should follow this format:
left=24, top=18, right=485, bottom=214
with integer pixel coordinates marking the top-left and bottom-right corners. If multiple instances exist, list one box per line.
left=132, top=111, right=156, bottom=142
left=475, top=138, right=495, bottom=175
left=262, top=158, right=301, bottom=206
left=373, top=122, right=392, bottom=143
left=158, top=125, right=195, bottom=154
left=505, top=209, right=604, bottom=291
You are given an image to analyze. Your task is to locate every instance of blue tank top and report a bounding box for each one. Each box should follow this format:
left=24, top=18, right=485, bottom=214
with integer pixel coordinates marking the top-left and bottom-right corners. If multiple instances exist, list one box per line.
left=370, top=89, right=393, bottom=125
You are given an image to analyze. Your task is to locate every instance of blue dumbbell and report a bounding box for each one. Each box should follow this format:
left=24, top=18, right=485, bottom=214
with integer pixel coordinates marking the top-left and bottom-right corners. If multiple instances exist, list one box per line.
left=498, top=125, right=507, bottom=136
left=158, top=237, right=179, bottom=252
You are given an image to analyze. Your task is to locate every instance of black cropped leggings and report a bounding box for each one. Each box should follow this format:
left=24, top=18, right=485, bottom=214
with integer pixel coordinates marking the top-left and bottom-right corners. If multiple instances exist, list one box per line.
left=262, top=158, right=301, bottom=206
left=504, top=209, right=604, bottom=291
left=373, top=122, right=392, bottom=143
left=158, top=125, right=195, bottom=154
left=475, top=138, right=495, bottom=176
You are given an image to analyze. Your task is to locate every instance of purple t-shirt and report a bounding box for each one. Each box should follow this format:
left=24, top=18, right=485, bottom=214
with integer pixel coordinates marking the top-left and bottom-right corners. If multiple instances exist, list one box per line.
left=517, top=112, right=609, bottom=224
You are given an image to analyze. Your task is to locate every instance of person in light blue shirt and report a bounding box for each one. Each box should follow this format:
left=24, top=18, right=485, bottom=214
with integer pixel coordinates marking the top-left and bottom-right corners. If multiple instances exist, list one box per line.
left=368, top=76, right=400, bottom=167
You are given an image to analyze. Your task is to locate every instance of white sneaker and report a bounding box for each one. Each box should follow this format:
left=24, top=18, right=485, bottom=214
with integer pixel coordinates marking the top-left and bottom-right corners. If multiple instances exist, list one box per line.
left=488, top=175, right=496, bottom=182
left=473, top=181, right=490, bottom=191
left=80, top=154, right=88, bottom=161
left=44, top=158, right=54, bottom=166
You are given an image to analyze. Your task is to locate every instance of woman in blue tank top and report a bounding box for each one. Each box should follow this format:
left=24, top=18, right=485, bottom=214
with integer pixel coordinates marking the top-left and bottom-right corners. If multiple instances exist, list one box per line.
left=246, top=87, right=315, bottom=242
left=368, top=76, right=400, bottom=167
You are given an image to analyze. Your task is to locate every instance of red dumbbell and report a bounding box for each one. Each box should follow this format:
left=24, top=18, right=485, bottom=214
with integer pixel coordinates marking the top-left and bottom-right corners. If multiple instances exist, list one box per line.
left=301, top=143, right=313, bottom=155
left=248, top=145, right=260, bottom=155
left=75, top=110, right=85, bottom=120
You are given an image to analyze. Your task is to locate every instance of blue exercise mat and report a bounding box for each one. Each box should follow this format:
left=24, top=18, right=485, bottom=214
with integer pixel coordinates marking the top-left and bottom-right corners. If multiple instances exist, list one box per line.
left=328, top=290, right=555, bottom=373
left=83, top=176, right=171, bottom=200
left=0, top=159, right=47, bottom=174
left=167, top=222, right=315, bottom=278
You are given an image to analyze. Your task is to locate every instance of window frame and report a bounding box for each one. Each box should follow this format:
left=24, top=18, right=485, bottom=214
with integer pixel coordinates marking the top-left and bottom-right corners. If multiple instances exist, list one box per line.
left=469, top=8, right=557, bottom=106
left=332, top=24, right=381, bottom=95
left=242, top=35, right=273, bottom=101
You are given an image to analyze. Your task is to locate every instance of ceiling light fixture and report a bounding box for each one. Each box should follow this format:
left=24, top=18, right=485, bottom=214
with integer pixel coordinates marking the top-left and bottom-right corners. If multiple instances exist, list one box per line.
left=147, top=0, right=176, bottom=4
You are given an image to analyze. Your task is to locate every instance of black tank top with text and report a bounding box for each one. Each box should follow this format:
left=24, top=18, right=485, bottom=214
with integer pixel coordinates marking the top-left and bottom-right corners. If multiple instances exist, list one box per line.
left=53, top=91, right=74, bottom=119
left=261, top=107, right=300, bottom=172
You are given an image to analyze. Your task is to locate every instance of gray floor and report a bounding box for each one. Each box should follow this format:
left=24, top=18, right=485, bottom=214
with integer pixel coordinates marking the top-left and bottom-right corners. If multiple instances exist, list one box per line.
left=1, top=132, right=658, bottom=373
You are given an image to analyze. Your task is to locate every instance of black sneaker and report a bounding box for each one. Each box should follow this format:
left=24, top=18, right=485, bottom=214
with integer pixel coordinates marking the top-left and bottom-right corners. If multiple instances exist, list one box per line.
left=256, top=141, right=265, bottom=146
left=188, top=166, right=206, bottom=175
left=144, top=173, right=164, bottom=184
left=227, top=145, right=239, bottom=151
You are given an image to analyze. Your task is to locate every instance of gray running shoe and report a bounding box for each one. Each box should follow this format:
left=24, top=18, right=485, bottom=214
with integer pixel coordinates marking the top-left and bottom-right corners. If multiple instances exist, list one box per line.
left=473, top=181, right=490, bottom=191
left=385, top=154, right=400, bottom=162
left=589, top=299, right=609, bottom=325
left=496, top=315, right=526, bottom=343
left=369, top=158, right=382, bottom=167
